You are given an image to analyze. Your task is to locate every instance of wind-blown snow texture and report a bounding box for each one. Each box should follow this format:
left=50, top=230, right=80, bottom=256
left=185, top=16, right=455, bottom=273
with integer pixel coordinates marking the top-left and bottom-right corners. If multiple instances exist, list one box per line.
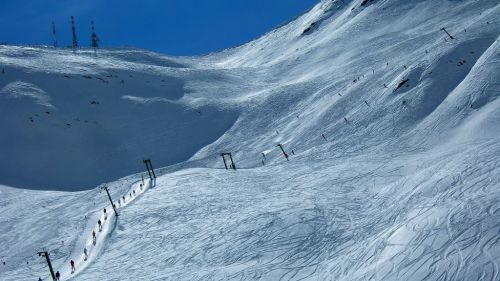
left=1, top=0, right=500, bottom=280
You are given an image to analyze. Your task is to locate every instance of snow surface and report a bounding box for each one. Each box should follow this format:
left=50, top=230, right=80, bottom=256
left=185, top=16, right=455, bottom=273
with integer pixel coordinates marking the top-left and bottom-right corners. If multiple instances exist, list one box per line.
left=1, top=0, right=500, bottom=280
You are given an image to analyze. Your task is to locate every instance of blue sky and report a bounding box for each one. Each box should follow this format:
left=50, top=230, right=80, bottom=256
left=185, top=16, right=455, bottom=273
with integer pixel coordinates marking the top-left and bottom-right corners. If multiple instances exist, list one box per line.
left=0, top=0, right=319, bottom=56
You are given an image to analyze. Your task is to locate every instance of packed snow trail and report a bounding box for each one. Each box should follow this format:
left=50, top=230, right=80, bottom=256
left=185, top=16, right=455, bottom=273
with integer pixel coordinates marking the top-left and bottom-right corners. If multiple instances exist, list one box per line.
left=57, top=178, right=153, bottom=280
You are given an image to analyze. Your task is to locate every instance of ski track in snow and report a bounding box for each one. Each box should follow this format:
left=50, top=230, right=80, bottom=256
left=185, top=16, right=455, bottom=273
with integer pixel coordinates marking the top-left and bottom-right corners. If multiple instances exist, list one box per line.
left=61, top=139, right=499, bottom=280
left=2, top=140, right=500, bottom=280
left=58, top=178, right=154, bottom=280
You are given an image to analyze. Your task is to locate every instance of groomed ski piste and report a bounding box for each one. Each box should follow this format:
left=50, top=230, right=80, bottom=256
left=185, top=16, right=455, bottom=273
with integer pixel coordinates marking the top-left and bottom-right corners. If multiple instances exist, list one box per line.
left=1, top=0, right=500, bottom=280
left=55, top=178, right=154, bottom=280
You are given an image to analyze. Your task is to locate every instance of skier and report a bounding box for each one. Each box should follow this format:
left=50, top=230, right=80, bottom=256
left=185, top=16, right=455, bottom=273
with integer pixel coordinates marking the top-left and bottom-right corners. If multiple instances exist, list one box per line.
left=122, top=195, right=125, bottom=202
left=55, top=271, right=60, bottom=280
left=284, top=153, right=289, bottom=161
left=92, top=230, right=96, bottom=241
left=98, top=219, right=102, bottom=231
left=83, top=247, right=88, bottom=261
left=38, top=277, right=43, bottom=281
left=133, top=190, right=136, bottom=196
left=70, top=259, right=75, bottom=273
left=104, top=208, right=107, bottom=220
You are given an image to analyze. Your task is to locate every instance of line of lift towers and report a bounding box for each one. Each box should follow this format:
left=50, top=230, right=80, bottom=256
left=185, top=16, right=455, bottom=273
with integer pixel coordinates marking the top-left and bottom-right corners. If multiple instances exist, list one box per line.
left=37, top=159, right=157, bottom=281
left=38, top=144, right=291, bottom=279
left=221, top=143, right=290, bottom=171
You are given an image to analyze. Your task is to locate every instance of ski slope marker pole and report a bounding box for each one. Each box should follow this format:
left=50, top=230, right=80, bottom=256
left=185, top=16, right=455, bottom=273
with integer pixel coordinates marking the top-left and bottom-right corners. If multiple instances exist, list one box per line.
left=441, top=27, right=454, bottom=39
left=277, top=144, right=289, bottom=161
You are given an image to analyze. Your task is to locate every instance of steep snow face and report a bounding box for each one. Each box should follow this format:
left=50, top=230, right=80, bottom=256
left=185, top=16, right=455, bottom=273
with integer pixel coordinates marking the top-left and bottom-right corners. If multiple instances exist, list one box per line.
left=191, top=0, right=500, bottom=168
left=1, top=0, right=500, bottom=280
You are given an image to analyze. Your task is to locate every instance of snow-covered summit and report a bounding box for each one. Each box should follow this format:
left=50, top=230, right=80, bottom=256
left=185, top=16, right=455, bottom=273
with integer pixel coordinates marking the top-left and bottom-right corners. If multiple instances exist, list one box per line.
left=1, top=0, right=500, bottom=280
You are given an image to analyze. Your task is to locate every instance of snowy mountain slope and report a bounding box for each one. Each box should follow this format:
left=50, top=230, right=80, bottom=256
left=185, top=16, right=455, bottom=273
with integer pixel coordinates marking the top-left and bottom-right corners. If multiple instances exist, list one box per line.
left=191, top=0, right=500, bottom=165
left=0, top=47, right=237, bottom=190
left=0, top=174, right=146, bottom=280
left=1, top=0, right=500, bottom=280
